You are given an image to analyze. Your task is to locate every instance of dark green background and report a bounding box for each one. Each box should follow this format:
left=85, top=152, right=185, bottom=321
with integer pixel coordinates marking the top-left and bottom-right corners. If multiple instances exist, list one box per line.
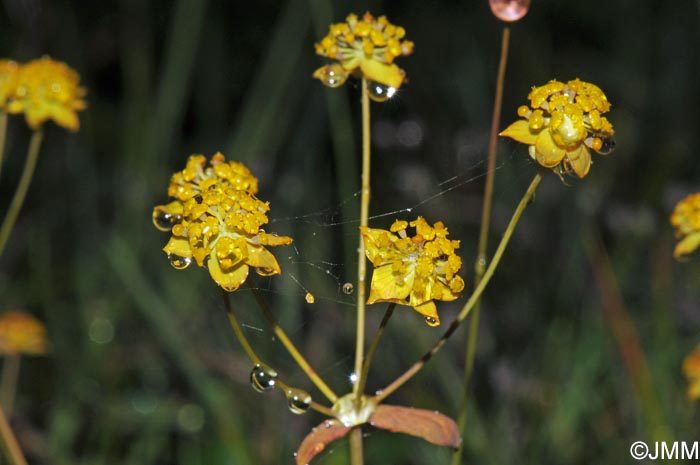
left=0, top=0, right=699, bottom=463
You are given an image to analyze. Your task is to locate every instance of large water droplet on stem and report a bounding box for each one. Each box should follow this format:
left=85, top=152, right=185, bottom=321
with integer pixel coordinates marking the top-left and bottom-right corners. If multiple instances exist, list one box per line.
left=250, top=364, right=278, bottom=393
left=285, top=387, right=312, bottom=414
left=366, top=81, right=397, bottom=102
left=315, top=64, right=348, bottom=88
left=168, top=254, right=192, bottom=270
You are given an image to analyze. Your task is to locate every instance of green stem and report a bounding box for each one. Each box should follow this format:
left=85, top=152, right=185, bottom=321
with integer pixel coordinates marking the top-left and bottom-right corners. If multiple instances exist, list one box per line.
left=248, top=285, right=337, bottom=403
left=374, top=171, right=543, bottom=403
left=0, top=130, right=44, bottom=257
left=356, top=303, right=395, bottom=396
left=222, top=290, right=334, bottom=416
left=349, top=427, right=363, bottom=465
left=0, top=407, right=27, bottom=465
left=0, top=112, right=8, bottom=182
left=0, top=356, right=20, bottom=417
left=453, top=25, right=511, bottom=465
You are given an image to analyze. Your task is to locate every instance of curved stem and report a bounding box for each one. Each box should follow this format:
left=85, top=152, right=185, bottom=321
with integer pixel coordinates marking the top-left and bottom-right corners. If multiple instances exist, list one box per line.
left=222, top=290, right=334, bottom=416
left=0, top=356, right=20, bottom=417
left=0, top=407, right=27, bottom=465
left=0, top=112, right=8, bottom=182
left=453, top=25, right=511, bottom=465
left=353, top=78, right=371, bottom=399
left=0, top=130, right=44, bottom=258
left=356, top=303, right=395, bottom=396
left=374, top=171, right=543, bottom=403
left=248, top=285, right=337, bottom=403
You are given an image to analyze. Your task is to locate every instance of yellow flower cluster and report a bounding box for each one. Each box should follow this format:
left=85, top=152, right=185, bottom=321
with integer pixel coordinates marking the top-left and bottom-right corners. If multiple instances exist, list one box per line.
left=0, top=311, right=47, bottom=356
left=670, top=193, right=700, bottom=259
left=683, top=346, right=700, bottom=400
left=0, top=56, right=86, bottom=132
left=313, top=12, right=414, bottom=91
left=501, top=78, right=615, bottom=179
left=153, top=153, right=293, bottom=291
left=360, top=217, right=465, bottom=326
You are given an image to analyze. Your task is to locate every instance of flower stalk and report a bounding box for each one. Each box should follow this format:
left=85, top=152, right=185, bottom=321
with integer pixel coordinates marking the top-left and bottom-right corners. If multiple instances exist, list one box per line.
left=454, top=25, right=511, bottom=465
left=0, top=112, right=7, bottom=181
left=0, top=407, right=27, bottom=465
left=374, top=171, right=543, bottom=403
left=0, top=130, right=44, bottom=257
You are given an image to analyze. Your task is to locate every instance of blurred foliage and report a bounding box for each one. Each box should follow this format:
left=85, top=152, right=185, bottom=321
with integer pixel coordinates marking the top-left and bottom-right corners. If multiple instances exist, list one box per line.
left=0, top=0, right=699, bottom=464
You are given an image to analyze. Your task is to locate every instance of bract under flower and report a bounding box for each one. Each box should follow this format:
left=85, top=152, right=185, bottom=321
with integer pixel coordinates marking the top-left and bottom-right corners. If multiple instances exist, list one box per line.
left=500, top=78, right=614, bottom=179
left=670, top=193, right=700, bottom=259
left=6, top=56, right=87, bottom=132
left=0, top=311, right=47, bottom=356
left=683, top=346, right=700, bottom=400
left=0, top=60, right=19, bottom=110
left=360, top=217, right=464, bottom=326
left=313, top=12, right=414, bottom=89
left=153, top=153, right=292, bottom=291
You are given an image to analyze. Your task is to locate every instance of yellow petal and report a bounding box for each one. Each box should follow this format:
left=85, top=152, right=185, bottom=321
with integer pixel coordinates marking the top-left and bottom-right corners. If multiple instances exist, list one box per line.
left=52, top=108, right=80, bottom=132
left=412, top=300, right=439, bottom=325
left=360, top=226, right=395, bottom=265
left=500, top=120, right=538, bottom=145
left=162, top=237, right=193, bottom=258
left=566, top=145, right=591, bottom=178
left=534, top=131, right=566, bottom=168
left=431, top=278, right=462, bottom=302
left=674, top=232, right=700, bottom=259
left=358, top=59, right=404, bottom=89
left=259, top=233, right=293, bottom=246
left=246, top=244, right=282, bottom=275
left=208, top=252, right=249, bottom=292
left=683, top=349, right=700, bottom=378
left=367, top=263, right=413, bottom=304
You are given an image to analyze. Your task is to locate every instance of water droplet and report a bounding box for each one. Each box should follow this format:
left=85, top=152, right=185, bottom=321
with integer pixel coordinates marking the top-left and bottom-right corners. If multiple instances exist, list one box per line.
left=366, top=81, right=397, bottom=102
left=250, top=364, right=278, bottom=393
left=285, top=387, right=312, bottom=414
left=314, top=63, right=348, bottom=88
left=342, top=282, right=354, bottom=294
left=424, top=316, right=439, bottom=327
left=168, top=254, right=192, bottom=270
left=597, top=136, right=616, bottom=155
left=255, top=267, right=277, bottom=277
left=305, top=292, right=315, bottom=304
left=489, top=0, right=530, bottom=22
left=348, top=372, right=358, bottom=384
left=152, top=208, right=182, bottom=232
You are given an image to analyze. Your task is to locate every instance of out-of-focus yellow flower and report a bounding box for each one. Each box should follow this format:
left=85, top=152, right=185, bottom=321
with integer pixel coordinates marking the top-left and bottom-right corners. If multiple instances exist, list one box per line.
left=153, top=153, right=293, bottom=292
left=0, top=60, right=20, bottom=109
left=0, top=311, right=47, bottom=356
left=313, top=12, right=414, bottom=91
left=6, top=56, right=86, bottom=132
left=360, top=217, right=465, bottom=326
left=683, top=346, right=700, bottom=400
left=501, top=78, right=615, bottom=179
left=670, top=193, right=700, bottom=259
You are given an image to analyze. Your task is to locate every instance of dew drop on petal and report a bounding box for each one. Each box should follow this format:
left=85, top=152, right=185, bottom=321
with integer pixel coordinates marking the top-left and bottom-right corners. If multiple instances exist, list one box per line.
left=366, top=81, right=397, bottom=102
left=597, top=136, right=616, bottom=155
left=168, top=254, right=192, bottom=270
left=316, top=63, right=348, bottom=88
left=489, top=0, right=530, bottom=22
left=285, top=387, right=312, bottom=414
left=342, top=282, right=354, bottom=294
left=305, top=292, right=315, bottom=304
left=250, top=364, right=278, bottom=393
left=152, top=208, right=181, bottom=232
left=424, top=316, right=439, bottom=327
left=255, top=267, right=277, bottom=277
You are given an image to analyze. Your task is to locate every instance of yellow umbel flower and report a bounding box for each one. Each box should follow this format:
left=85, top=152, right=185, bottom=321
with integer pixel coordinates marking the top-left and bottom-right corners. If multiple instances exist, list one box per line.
left=360, top=217, right=465, bottom=326
left=0, top=60, right=20, bottom=109
left=153, top=153, right=293, bottom=292
left=313, top=12, right=414, bottom=91
left=6, top=56, right=87, bottom=132
left=670, top=193, right=700, bottom=259
left=501, top=78, right=615, bottom=179
left=0, top=311, right=47, bottom=356
left=683, top=346, right=700, bottom=400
